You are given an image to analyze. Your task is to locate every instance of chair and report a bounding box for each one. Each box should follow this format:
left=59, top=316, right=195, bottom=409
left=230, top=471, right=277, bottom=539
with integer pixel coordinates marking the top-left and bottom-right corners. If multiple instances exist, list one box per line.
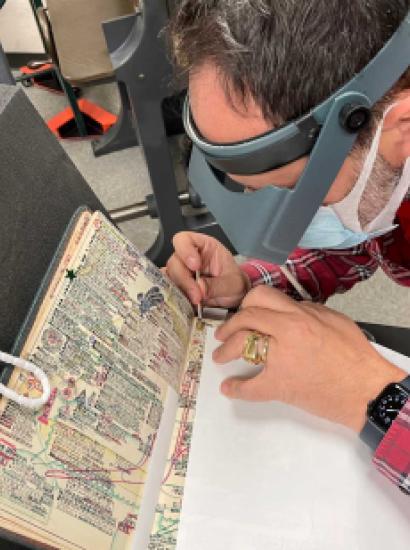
left=47, top=0, right=137, bottom=85
left=17, top=0, right=138, bottom=151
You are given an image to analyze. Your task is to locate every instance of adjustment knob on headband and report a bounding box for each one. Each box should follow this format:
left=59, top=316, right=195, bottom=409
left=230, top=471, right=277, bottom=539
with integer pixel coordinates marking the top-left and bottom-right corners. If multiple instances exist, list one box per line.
left=339, top=103, right=372, bottom=133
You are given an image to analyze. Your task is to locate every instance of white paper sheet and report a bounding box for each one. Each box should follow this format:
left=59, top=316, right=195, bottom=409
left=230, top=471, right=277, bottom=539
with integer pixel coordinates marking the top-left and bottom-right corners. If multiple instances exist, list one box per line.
left=176, top=331, right=410, bottom=550
left=133, top=388, right=179, bottom=550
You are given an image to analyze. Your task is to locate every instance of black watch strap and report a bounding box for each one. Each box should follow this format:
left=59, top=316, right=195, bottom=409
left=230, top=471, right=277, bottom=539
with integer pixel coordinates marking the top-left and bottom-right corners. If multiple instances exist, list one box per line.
left=360, top=375, right=410, bottom=451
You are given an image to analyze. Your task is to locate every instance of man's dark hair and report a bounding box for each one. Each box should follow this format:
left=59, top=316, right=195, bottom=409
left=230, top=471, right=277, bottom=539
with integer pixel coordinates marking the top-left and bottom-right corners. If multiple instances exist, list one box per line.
left=170, top=0, right=410, bottom=137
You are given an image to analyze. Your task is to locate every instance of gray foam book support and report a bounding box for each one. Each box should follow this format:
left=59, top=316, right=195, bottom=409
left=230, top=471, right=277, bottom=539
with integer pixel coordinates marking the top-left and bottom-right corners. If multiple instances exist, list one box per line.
left=0, top=84, right=106, bottom=352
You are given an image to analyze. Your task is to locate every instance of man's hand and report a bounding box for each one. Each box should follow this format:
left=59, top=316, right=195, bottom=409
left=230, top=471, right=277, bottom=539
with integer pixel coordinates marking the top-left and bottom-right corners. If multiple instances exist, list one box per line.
left=213, top=286, right=406, bottom=432
left=165, top=232, right=250, bottom=308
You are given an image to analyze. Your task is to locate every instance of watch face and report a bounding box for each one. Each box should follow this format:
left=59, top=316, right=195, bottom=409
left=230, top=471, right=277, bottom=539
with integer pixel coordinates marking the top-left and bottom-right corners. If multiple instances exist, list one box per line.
left=370, top=384, right=409, bottom=430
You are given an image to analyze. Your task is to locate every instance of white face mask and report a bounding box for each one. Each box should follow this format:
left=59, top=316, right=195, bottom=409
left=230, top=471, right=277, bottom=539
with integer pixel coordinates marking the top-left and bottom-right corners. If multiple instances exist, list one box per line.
left=0, top=351, right=50, bottom=409
left=298, top=103, right=410, bottom=250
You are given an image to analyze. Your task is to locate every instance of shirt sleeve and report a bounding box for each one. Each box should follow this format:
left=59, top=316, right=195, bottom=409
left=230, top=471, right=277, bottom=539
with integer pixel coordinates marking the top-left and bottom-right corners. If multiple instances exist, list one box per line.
left=373, top=399, right=410, bottom=494
left=240, top=245, right=379, bottom=302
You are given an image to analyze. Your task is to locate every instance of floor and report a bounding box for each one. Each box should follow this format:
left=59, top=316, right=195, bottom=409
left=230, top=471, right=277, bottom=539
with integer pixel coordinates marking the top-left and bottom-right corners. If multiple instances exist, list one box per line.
left=2, top=5, right=410, bottom=330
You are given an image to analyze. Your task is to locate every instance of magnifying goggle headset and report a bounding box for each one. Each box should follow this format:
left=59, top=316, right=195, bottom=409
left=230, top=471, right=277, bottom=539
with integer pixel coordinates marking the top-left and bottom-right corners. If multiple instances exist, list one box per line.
left=184, top=12, right=410, bottom=264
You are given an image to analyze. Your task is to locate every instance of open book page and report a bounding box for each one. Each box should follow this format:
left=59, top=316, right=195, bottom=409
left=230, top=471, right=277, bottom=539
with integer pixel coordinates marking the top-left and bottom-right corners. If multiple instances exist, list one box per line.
left=146, top=319, right=209, bottom=549
left=176, top=330, right=410, bottom=550
left=0, top=212, right=195, bottom=550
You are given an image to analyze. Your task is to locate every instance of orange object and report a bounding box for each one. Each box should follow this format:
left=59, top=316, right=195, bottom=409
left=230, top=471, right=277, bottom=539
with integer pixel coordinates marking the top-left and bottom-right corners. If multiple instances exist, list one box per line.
left=20, top=63, right=54, bottom=74
left=47, top=98, right=117, bottom=139
left=19, top=63, right=64, bottom=94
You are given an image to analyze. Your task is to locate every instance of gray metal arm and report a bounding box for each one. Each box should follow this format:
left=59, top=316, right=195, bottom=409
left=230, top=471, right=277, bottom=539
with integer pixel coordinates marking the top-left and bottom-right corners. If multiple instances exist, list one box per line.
left=102, top=1, right=234, bottom=266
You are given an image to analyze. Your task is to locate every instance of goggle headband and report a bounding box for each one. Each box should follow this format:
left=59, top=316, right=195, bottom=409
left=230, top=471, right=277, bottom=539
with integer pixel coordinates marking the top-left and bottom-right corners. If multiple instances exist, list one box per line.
left=183, top=13, right=410, bottom=175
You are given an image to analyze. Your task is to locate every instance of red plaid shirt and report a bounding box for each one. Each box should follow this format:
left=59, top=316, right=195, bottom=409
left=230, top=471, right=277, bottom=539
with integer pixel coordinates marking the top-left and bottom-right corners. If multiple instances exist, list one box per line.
left=241, top=199, right=410, bottom=494
left=374, top=401, right=410, bottom=495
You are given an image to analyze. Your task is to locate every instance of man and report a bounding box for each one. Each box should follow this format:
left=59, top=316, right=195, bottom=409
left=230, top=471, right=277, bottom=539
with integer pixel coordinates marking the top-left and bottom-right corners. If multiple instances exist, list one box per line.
left=165, top=1, right=410, bottom=493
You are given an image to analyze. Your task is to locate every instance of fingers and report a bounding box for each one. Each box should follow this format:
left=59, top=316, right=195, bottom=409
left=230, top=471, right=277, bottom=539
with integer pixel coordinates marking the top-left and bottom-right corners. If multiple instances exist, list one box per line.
left=172, top=232, right=219, bottom=271
left=241, top=285, right=299, bottom=313
left=167, top=232, right=222, bottom=304
left=168, top=232, right=247, bottom=307
left=220, top=372, right=273, bottom=401
left=213, top=330, right=252, bottom=363
left=215, top=307, right=286, bottom=342
left=166, top=254, right=202, bottom=304
left=213, top=327, right=276, bottom=365
left=166, top=255, right=244, bottom=307
left=200, top=273, right=248, bottom=307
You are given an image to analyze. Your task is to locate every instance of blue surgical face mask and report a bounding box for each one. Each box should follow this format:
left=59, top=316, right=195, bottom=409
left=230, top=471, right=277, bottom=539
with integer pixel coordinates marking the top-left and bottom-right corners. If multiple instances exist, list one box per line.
left=298, top=104, right=409, bottom=250
left=298, top=206, right=398, bottom=249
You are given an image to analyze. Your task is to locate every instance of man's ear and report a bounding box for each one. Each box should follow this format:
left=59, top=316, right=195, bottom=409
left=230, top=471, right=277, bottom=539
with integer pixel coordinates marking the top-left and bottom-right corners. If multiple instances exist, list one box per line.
left=381, top=89, right=410, bottom=167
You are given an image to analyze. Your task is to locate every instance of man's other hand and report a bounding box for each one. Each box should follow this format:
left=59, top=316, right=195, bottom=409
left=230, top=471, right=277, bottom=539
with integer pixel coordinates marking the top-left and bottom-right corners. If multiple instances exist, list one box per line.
left=213, top=286, right=405, bottom=432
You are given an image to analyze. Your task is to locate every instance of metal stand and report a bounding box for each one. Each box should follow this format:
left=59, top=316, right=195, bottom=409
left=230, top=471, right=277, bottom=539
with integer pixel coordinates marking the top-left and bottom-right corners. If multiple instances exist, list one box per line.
left=24, top=0, right=89, bottom=137
left=92, top=80, right=139, bottom=155
left=103, top=1, right=234, bottom=266
left=92, top=13, right=139, bottom=156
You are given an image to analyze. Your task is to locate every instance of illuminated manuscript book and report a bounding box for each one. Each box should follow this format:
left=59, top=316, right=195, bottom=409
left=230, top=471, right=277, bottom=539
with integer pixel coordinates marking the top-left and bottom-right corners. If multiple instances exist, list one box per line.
left=0, top=210, right=208, bottom=550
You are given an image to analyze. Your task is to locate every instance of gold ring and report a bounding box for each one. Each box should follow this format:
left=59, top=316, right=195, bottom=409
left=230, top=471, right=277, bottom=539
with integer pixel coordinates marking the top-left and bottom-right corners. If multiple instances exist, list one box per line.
left=242, top=332, right=270, bottom=365
left=259, top=335, right=269, bottom=363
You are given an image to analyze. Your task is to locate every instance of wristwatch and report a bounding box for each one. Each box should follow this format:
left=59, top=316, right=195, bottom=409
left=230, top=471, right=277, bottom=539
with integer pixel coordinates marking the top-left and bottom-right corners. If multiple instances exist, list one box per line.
left=360, top=375, right=410, bottom=451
